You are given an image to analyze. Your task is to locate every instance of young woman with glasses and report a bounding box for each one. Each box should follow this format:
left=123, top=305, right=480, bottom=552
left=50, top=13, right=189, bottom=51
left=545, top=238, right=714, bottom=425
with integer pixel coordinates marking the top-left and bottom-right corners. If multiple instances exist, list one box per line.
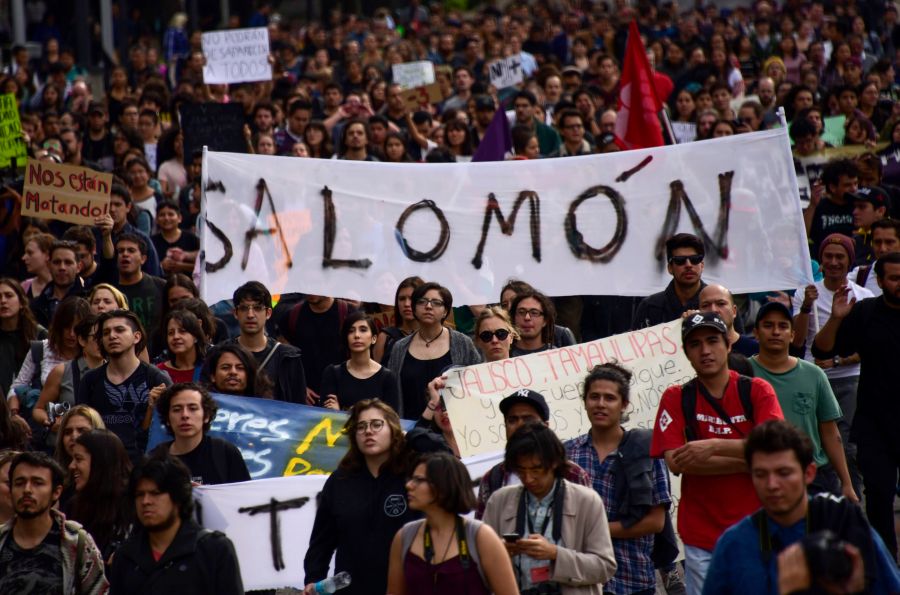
left=387, top=282, right=481, bottom=419
left=303, top=399, right=418, bottom=595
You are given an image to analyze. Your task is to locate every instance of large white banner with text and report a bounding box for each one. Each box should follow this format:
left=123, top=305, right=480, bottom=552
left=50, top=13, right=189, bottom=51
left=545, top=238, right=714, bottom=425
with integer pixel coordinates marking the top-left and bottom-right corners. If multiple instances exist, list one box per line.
left=200, top=128, right=812, bottom=305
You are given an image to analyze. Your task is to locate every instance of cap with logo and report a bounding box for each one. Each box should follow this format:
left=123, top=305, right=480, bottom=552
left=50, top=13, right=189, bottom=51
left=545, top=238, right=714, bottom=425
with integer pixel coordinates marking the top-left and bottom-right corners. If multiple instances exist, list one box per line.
left=498, top=388, right=550, bottom=422
left=681, top=311, right=728, bottom=341
left=846, top=186, right=890, bottom=211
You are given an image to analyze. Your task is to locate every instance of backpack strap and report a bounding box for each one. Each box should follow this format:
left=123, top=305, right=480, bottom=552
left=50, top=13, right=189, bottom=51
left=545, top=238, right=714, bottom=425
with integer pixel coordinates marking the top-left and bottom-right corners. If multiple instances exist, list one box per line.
left=680, top=379, right=698, bottom=442
left=463, top=518, right=488, bottom=587
left=736, top=375, right=754, bottom=425
left=400, top=519, right=426, bottom=560
left=856, top=264, right=872, bottom=287
left=288, top=301, right=304, bottom=341
left=259, top=342, right=280, bottom=370
left=29, top=340, right=44, bottom=390
left=488, top=463, right=506, bottom=494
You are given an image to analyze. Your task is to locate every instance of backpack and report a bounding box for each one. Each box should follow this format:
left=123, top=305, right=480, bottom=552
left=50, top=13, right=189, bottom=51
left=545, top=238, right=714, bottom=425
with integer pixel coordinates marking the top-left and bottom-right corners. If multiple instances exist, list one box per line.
left=681, top=375, right=754, bottom=441
left=856, top=264, right=872, bottom=288
left=286, top=299, right=352, bottom=343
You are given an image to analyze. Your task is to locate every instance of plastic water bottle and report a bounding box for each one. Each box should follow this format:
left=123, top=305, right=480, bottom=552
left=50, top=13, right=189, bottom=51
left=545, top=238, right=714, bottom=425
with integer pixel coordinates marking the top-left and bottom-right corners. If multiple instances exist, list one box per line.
left=315, top=571, right=352, bottom=593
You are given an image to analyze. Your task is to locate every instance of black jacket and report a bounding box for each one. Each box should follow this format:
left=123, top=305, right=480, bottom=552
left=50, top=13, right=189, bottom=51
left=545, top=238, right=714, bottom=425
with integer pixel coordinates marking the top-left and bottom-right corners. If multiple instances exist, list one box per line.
left=632, top=280, right=707, bottom=330
left=304, top=466, right=419, bottom=595
left=108, top=519, right=244, bottom=595
left=224, top=337, right=307, bottom=404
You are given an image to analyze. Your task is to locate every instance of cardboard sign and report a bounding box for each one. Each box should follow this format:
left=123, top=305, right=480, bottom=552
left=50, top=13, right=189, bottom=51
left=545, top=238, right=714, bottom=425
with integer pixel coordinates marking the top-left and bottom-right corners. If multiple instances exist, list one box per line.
left=392, top=61, right=435, bottom=90
left=22, top=160, right=112, bottom=224
left=180, top=102, right=248, bottom=162
left=202, top=27, right=272, bottom=84
left=400, top=82, right=442, bottom=111
left=0, top=94, right=26, bottom=169
left=489, top=56, right=525, bottom=89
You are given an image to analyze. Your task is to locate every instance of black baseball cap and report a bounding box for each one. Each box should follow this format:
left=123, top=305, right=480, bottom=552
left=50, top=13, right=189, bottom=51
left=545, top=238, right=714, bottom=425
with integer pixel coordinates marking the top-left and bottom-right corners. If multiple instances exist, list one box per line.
left=846, top=186, right=890, bottom=210
left=499, top=389, right=550, bottom=422
left=682, top=311, right=727, bottom=341
left=755, top=301, right=793, bottom=328
left=475, top=95, right=496, bottom=111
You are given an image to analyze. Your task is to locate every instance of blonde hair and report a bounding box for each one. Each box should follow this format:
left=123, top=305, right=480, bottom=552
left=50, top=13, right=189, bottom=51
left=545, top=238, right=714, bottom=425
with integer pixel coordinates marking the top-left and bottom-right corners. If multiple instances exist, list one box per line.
left=89, top=283, right=129, bottom=309
left=54, top=405, right=106, bottom=468
left=474, top=306, right=520, bottom=342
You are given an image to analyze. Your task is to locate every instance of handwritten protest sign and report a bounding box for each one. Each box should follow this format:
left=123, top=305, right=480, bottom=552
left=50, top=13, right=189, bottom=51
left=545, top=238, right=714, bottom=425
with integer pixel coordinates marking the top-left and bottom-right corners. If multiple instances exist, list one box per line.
left=793, top=142, right=886, bottom=206
left=180, top=102, right=247, bottom=162
left=392, top=60, right=435, bottom=90
left=400, top=82, right=442, bottom=111
left=0, top=94, right=26, bottom=168
left=202, top=26, right=272, bottom=84
left=21, top=160, right=112, bottom=224
left=489, top=56, right=525, bottom=89
left=202, top=128, right=814, bottom=306
left=148, top=393, right=414, bottom=479
left=194, top=452, right=503, bottom=590
left=442, top=320, right=694, bottom=458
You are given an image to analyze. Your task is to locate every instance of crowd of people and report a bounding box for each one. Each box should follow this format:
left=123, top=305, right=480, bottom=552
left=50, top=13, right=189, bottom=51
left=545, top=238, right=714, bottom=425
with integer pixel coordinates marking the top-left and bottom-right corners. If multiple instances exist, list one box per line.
left=2, top=0, right=900, bottom=593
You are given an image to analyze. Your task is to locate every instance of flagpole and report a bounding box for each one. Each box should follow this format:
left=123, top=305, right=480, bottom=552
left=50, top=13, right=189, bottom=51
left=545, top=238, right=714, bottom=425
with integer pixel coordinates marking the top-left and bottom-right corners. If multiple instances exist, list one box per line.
left=659, top=107, right=677, bottom=145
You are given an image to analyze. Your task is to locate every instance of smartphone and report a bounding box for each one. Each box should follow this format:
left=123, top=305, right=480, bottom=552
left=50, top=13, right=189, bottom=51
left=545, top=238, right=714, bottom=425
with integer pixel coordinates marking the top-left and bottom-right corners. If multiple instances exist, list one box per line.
left=502, top=533, right=521, bottom=543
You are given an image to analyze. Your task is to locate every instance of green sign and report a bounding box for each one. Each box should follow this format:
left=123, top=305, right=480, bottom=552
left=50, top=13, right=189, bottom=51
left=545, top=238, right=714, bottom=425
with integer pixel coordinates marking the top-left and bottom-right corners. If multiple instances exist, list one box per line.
left=0, top=94, right=26, bottom=169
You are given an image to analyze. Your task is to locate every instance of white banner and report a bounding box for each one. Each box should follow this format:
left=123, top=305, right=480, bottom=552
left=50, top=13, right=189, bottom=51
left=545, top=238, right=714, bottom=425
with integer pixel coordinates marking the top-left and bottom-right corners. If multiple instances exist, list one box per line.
left=200, top=128, right=813, bottom=305
left=391, top=61, right=435, bottom=90
left=195, top=453, right=503, bottom=590
left=489, top=56, right=525, bottom=89
left=202, top=27, right=272, bottom=84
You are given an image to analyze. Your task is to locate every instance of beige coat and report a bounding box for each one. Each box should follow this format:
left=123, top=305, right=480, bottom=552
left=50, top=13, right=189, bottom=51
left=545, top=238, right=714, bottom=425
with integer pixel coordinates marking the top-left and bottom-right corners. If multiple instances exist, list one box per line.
left=482, top=479, right=617, bottom=595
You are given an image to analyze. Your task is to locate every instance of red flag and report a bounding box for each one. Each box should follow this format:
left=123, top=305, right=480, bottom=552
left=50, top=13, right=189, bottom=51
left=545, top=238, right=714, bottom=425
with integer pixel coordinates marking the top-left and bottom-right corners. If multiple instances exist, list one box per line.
left=615, top=21, right=664, bottom=149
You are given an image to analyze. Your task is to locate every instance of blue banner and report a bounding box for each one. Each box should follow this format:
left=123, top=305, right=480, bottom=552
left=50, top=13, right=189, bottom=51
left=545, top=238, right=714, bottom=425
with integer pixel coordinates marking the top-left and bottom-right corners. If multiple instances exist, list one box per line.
left=148, top=394, right=415, bottom=479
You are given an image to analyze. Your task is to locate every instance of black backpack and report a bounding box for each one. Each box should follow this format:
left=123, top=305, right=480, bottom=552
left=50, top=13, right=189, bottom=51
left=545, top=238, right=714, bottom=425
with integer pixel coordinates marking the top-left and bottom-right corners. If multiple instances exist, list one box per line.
left=681, top=375, right=754, bottom=441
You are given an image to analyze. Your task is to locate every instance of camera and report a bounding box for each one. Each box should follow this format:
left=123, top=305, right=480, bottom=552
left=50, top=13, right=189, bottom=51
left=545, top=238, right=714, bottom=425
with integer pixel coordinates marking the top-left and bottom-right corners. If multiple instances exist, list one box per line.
left=801, top=530, right=853, bottom=585
left=46, top=402, right=70, bottom=425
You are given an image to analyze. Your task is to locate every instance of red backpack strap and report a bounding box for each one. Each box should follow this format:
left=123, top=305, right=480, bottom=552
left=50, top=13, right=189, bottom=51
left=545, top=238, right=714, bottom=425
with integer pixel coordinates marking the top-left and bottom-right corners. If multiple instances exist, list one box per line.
left=288, top=300, right=305, bottom=340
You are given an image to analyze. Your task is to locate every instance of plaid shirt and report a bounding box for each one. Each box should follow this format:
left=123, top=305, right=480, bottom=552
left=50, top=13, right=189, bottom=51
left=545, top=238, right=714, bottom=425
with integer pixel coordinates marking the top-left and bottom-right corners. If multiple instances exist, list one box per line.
left=565, top=431, right=672, bottom=595
left=475, top=460, right=592, bottom=520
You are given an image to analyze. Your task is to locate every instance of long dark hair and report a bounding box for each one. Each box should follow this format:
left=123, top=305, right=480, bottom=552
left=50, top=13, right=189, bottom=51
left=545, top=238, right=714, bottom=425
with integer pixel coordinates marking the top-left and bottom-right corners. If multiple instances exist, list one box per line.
left=392, top=276, right=424, bottom=327
left=48, top=297, right=91, bottom=355
left=339, top=399, right=407, bottom=475
left=68, top=429, right=133, bottom=553
left=162, top=309, right=208, bottom=365
left=201, top=343, right=273, bottom=397
left=0, top=278, right=39, bottom=361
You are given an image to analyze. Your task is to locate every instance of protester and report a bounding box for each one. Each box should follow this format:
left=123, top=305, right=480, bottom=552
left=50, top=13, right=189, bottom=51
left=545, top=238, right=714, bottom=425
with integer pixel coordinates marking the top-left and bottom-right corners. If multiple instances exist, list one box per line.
left=473, top=306, right=518, bottom=362
left=0, top=278, right=45, bottom=397
left=155, top=308, right=206, bottom=383
left=373, top=276, right=423, bottom=364
left=87, top=282, right=128, bottom=314
left=304, top=399, right=418, bottom=595
left=633, top=233, right=707, bottom=329
left=201, top=342, right=273, bottom=398
left=151, top=382, right=250, bottom=485
left=387, top=452, right=519, bottom=595
left=108, top=453, right=244, bottom=594
left=53, top=404, right=105, bottom=473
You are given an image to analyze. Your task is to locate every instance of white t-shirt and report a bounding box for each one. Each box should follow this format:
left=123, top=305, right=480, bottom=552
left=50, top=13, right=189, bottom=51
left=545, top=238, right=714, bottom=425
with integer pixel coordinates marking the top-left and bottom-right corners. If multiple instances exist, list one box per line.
left=792, top=279, right=874, bottom=379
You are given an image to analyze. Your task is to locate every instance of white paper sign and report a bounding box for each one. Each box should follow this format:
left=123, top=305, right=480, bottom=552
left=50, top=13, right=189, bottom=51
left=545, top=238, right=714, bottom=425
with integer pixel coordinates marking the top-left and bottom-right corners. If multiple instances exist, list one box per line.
left=200, top=129, right=813, bottom=306
left=195, top=453, right=503, bottom=590
left=391, top=61, right=435, bottom=90
left=202, top=27, right=272, bottom=84
left=489, top=56, right=525, bottom=89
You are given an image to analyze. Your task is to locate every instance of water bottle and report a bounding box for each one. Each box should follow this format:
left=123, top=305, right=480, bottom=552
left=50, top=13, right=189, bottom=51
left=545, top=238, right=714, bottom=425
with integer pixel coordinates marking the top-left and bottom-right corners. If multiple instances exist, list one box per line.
left=314, top=571, right=352, bottom=593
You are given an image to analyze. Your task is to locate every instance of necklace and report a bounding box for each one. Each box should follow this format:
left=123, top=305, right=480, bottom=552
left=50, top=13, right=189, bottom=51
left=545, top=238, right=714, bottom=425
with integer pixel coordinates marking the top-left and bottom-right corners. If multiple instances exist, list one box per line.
left=420, top=326, right=444, bottom=348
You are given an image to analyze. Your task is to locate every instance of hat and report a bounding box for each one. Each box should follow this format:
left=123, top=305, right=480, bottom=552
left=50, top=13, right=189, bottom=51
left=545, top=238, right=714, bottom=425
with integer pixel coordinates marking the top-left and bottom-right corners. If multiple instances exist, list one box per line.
left=561, top=65, right=583, bottom=77
left=499, top=389, right=550, bottom=422
left=755, top=301, right=793, bottom=328
left=818, top=233, right=855, bottom=264
left=682, top=311, right=728, bottom=342
left=474, top=95, right=496, bottom=111
left=88, top=101, right=106, bottom=115
left=846, top=186, right=890, bottom=211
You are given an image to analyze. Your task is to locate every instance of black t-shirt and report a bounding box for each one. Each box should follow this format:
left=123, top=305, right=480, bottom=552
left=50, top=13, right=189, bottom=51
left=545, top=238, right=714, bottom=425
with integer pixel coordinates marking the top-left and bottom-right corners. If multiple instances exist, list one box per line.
left=82, top=133, right=114, bottom=171
left=400, top=351, right=452, bottom=420
left=153, top=435, right=251, bottom=485
left=119, top=274, right=166, bottom=340
left=0, top=521, right=64, bottom=595
left=810, top=198, right=855, bottom=256
left=320, top=363, right=400, bottom=411
left=290, top=303, right=345, bottom=394
left=0, top=330, right=26, bottom=396
left=151, top=230, right=200, bottom=263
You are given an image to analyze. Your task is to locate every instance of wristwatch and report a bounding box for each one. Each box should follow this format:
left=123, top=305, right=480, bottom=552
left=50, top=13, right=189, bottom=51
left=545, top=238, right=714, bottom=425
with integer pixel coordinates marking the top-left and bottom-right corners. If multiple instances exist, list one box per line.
left=833, top=356, right=841, bottom=368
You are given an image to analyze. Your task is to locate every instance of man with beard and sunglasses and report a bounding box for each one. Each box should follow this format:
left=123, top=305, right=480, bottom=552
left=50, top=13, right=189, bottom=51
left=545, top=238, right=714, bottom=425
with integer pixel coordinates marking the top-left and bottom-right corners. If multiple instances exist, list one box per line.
left=0, top=452, right=108, bottom=594
left=109, top=454, right=243, bottom=594
left=813, top=250, right=900, bottom=562
left=633, top=234, right=708, bottom=330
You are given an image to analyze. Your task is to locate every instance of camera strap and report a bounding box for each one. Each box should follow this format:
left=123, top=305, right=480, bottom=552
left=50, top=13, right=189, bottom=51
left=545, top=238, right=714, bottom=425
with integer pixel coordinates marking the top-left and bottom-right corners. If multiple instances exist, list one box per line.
left=515, top=479, right=565, bottom=543
left=751, top=509, right=810, bottom=562
left=423, top=515, right=471, bottom=569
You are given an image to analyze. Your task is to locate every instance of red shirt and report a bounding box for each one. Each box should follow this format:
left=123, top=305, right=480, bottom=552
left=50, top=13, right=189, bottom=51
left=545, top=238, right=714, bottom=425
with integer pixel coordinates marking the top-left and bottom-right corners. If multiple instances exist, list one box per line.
left=650, top=371, right=783, bottom=551
left=157, top=362, right=197, bottom=383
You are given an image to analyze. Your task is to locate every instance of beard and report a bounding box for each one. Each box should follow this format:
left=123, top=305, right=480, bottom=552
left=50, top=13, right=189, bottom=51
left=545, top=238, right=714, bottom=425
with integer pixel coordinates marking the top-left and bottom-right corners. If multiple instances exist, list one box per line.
left=15, top=500, right=51, bottom=519
left=882, top=289, right=900, bottom=306
left=142, top=507, right=180, bottom=533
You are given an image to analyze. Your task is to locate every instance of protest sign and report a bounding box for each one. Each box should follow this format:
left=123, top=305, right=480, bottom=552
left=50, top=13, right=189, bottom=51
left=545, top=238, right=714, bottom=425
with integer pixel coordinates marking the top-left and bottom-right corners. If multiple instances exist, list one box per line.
left=793, top=142, right=887, bottom=206
left=489, top=56, right=525, bottom=89
left=180, top=102, right=247, bottom=163
left=441, top=320, right=693, bottom=457
left=0, top=94, right=27, bottom=169
left=392, top=60, right=435, bottom=90
left=194, top=452, right=503, bottom=590
left=400, top=82, right=442, bottom=111
left=21, top=160, right=112, bottom=224
left=202, top=27, right=272, bottom=84
left=672, top=121, right=697, bottom=144
left=148, top=393, right=415, bottom=479
left=201, top=128, right=813, bottom=305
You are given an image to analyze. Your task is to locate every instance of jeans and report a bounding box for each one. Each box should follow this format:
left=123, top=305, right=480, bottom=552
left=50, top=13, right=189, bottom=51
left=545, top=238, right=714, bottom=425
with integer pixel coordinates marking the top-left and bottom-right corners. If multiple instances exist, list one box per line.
left=683, top=545, right=713, bottom=595
left=828, top=375, right=862, bottom=497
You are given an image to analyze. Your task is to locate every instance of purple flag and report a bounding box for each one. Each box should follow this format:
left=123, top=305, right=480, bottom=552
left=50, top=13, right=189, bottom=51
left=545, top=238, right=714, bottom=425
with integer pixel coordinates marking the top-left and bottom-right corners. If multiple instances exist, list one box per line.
left=472, top=106, right=512, bottom=162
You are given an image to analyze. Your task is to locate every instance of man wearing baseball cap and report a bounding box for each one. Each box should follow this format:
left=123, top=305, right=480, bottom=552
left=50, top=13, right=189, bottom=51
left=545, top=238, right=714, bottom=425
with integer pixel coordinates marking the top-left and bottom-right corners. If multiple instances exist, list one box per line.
left=474, top=388, right=591, bottom=519
left=792, top=232, right=873, bottom=499
left=749, top=301, right=857, bottom=502
left=83, top=100, right=114, bottom=171
left=848, top=186, right=891, bottom=264
left=651, top=311, right=783, bottom=595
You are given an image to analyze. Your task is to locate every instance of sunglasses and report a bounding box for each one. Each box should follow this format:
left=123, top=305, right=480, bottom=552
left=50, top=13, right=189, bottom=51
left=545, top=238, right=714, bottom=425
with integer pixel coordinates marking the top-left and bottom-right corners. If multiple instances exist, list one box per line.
left=668, top=255, right=704, bottom=266
left=478, top=329, right=511, bottom=342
